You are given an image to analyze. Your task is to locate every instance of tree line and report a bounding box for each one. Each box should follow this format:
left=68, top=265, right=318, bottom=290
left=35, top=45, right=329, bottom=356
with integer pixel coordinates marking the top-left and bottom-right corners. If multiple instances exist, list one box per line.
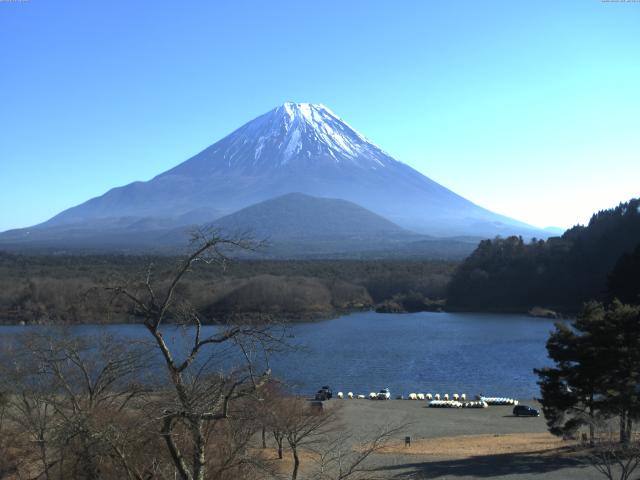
left=447, top=198, right=640, bottom=313
left=0, top=253, right=455, bottom=324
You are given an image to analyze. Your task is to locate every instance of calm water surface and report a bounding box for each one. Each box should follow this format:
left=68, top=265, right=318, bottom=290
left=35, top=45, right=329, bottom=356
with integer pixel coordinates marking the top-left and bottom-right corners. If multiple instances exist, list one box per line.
left=0, top=311, right=558, bottom=399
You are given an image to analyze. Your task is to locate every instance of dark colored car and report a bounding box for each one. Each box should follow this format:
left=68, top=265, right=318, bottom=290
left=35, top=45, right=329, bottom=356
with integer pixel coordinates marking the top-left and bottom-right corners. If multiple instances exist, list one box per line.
left=315, top=386, right=333, bottom=401
left=513, top=405, right=540, bottom=417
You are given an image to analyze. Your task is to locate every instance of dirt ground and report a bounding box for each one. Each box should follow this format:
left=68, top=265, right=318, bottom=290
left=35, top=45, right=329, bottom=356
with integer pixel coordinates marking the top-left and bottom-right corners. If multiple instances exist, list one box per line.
left=378, top=432, right=566, bottom=457
left=313, top=398, right=604, bottom=480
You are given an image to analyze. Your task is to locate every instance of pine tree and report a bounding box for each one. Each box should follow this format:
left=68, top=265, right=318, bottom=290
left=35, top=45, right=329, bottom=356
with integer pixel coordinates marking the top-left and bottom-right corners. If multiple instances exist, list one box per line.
left=535, top=301, right=640, bottom=444
left=608, top=244, right=640, bottom=305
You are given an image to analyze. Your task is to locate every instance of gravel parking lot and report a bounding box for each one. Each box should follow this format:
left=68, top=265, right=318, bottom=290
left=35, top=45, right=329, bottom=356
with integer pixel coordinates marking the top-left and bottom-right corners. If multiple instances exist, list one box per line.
left=320, top=399, right=603, bottom=480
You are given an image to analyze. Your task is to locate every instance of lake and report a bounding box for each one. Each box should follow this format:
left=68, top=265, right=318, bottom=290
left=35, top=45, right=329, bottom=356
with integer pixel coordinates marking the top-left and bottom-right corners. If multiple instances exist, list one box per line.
left=0, top=311, right=558, bottom=399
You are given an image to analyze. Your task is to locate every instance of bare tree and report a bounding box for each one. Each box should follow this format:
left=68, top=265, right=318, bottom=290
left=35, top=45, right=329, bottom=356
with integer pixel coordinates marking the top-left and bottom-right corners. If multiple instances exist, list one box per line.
left=262, top=394, right=405, bottom=480
left=1, top=229, right=409, bottom=480
left=108, top=229, right=281, bottom=480
left=589, top=441, right=640, bottom=480
left=254, top=380, right=289, bottom=459
left=0, top=390, right=23, bottom=479
left=588, top=418, right=640, bottom=480
left=280, top=399, right=338, bottom=480
left=0, top=331, right=155, bottom=480
left=309, top=424, right=405, bottom=480
left=9, top=377, right=56, bottom=479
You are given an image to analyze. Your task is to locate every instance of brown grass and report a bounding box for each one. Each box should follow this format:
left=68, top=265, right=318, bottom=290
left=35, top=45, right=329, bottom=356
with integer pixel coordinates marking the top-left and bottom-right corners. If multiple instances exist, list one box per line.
left=252, top=447, right=321, bottom=475
left=378, top=432, right=573, bottom=459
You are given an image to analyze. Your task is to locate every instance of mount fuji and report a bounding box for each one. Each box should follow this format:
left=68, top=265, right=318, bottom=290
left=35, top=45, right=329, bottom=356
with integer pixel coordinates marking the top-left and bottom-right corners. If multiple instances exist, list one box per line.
left=1, top=102, right=547, bottom=254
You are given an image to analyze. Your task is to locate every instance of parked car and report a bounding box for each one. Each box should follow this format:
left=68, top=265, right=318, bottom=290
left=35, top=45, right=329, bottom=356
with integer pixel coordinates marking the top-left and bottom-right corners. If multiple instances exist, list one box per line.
left=315, top=386, right=333, bottom=401
left=513, top=405, right=540, bottom=417
left=377, top=388, right=391, bottom=400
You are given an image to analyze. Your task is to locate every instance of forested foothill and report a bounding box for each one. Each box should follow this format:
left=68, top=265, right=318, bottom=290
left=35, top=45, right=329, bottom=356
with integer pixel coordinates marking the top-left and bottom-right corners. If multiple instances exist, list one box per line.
left=447, top=198, right=640, bottom=314
left=0, top=253, right=455, bottom=325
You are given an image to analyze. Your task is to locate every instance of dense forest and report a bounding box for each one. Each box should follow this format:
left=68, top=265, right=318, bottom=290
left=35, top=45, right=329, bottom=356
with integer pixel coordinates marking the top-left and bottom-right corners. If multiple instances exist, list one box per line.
left=0, top=253, right=455, bottom=324
left=447, top=198, right=640, bottom=313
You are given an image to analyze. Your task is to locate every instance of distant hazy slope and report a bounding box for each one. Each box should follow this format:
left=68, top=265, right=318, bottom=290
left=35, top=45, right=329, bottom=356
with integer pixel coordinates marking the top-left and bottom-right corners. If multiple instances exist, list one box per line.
left=0, top=192, right=479, bottom=259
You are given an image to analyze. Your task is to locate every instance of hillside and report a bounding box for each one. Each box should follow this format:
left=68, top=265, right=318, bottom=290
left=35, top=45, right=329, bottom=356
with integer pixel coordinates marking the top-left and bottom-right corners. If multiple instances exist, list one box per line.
left=207, top=193, right=411, bottom=241
left=446, top=198, right=640, bottom=312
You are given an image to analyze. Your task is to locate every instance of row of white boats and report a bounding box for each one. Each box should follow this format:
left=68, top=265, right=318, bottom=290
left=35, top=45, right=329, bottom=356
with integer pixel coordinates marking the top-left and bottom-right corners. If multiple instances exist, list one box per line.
left=428, top=397, right=520, bottom=409
left=334, top=390, right=519, bottom=408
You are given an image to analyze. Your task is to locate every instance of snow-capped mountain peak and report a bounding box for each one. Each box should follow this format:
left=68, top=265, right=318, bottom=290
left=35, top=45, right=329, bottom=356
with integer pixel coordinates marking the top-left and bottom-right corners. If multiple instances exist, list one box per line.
left=276, top=102, right=376, bottom=161
left=186, top=102, right=395, bottom=172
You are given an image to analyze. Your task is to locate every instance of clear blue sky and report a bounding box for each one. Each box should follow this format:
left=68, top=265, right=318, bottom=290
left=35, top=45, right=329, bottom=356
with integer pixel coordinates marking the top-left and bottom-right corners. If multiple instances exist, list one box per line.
left=1, top=0, right=638, bottom=231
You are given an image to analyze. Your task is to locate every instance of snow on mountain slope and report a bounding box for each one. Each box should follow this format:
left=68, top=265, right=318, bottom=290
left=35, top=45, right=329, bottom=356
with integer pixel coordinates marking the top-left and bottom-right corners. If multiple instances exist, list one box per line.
left=163, top=102, right=396, bottom=175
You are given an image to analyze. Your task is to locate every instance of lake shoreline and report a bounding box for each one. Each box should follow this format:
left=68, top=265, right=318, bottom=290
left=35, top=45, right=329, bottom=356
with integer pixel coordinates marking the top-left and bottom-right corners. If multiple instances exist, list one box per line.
left=0, top=304, right=567, bottom=326
left=0, top=304, right=572, bottom=327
